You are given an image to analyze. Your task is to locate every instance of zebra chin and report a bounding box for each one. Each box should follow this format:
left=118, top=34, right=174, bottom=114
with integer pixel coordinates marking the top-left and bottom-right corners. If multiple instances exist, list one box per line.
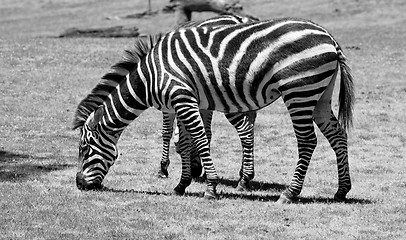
left=76, top=172, right=103, bottom=191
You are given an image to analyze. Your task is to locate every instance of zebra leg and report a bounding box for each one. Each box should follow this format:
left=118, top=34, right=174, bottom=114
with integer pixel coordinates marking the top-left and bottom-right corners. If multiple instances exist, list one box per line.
left=225, top=112, right=256, bottom=191
left=175, top=103, right=219, bottom=199
left=314, top=109, right=351, bottom=202
left=201, top=110, right=214, bottom=143
left=277, top=117, right=318, bottom=204
left=313, top=68, right=351, bottom=201
left=159, top=112, right=176, bottom=178
left=190, top=110, right=213, bottom=178
left=173, top=119, right=193, bottom=195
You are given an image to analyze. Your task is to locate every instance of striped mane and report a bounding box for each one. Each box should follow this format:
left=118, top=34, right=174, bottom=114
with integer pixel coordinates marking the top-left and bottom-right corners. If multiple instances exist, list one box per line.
left=72, top=34, right=162, bottom=130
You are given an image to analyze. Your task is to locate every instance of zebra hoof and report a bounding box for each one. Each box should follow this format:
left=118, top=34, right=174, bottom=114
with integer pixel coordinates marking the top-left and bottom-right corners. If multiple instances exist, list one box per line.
left=173, top=186, right=185, bottom=196
left=334, top=192, right=348, bottom=202
left=204, top=190, right=217, bottom=200
left=157, top=169, right=168, bottom=178
left=173, top=190, right=184, bottom=196
left=276, top=191, right=296, bottom=204
left=236, top=180, right=250, bottom=191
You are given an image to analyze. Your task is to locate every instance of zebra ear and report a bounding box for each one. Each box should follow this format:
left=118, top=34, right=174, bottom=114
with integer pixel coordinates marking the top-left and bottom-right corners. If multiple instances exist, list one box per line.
left=88, top=106, right=104, bottom=130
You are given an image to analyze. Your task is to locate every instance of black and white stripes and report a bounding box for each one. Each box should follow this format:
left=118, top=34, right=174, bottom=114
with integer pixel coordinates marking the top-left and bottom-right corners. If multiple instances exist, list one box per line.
left=74, top=16, right=354, bottom=203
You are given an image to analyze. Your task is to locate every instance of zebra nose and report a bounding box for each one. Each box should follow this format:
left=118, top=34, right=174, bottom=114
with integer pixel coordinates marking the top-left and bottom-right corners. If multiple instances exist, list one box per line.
left=76, top=172, right=88, bottom=190
left=76, top=172, right=102, bottom=191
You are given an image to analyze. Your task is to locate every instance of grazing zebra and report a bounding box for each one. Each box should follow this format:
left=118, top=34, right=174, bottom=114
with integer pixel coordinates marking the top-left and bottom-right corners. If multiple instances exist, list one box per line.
left=73, top=17, right=354, bottom=203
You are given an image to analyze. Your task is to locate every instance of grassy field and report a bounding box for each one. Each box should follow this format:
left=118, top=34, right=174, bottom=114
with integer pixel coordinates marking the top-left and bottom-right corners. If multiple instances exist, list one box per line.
left=1, top=0, right=405, bottom=239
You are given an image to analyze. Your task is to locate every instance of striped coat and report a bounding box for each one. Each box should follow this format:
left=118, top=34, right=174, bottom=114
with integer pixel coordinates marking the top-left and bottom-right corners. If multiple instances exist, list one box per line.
left=74, top=17, right=354, bottom=203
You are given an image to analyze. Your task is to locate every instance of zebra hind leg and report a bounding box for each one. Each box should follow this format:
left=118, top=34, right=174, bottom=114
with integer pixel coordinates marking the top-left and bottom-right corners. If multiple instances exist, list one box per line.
left=173, top=119, right=193, bottom=195
left=312, top=68, right=351, bottom=202
left=225, top=112, right=256, bottom=191
left=314, top=109, right=351, bottom=202
left=277, top=117, right=318, bottom=204
left=159, top=113, right=176, bottom=178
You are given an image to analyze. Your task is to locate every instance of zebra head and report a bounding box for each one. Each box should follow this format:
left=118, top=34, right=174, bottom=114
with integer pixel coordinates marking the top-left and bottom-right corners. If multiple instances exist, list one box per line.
left=76, top=106, right=119, bottom=191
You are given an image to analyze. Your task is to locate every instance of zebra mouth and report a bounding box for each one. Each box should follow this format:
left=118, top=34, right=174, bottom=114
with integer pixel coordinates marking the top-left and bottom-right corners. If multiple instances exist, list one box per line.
left=76, top=172, right=103, bottom=191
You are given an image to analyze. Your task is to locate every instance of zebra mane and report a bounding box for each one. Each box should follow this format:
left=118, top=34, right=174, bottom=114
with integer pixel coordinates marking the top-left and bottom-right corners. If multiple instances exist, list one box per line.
left=72, top=34, right=163, bottom=130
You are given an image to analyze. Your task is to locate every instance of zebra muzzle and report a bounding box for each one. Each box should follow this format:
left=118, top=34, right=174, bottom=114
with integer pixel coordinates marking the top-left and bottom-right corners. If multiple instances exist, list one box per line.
left=76, top=172, right=102, bottom=191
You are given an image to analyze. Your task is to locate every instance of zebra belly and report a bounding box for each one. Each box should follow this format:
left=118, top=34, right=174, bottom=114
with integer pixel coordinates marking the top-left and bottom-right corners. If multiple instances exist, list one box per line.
left=194, top=81, right=280, bottom=114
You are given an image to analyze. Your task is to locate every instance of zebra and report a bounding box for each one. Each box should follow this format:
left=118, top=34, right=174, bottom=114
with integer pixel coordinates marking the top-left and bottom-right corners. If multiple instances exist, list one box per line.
left=73, top=17, right=354, bottom=203
left=159, top=14, right=258, bottom=187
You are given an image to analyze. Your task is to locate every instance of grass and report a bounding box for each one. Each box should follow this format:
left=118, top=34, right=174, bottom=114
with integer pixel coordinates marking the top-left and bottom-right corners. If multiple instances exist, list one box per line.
left=1, top=0, right=406, bottom=239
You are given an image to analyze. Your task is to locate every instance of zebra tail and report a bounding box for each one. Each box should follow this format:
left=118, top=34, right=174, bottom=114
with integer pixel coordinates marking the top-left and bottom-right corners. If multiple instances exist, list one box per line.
left=337, top=50, right=355, bottom=132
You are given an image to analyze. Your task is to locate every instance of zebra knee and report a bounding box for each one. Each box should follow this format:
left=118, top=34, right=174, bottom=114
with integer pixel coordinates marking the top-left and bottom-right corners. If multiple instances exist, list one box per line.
left=297, top=132, right=317, bottom=150
left=315, top=114, right=347, bottom=140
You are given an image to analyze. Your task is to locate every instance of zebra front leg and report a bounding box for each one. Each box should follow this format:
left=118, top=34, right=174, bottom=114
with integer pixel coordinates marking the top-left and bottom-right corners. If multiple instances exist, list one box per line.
left=159, top=112, right=176, bottom=178
left=225, top=112, right=256, bottom=191
left=175, top=103, right=219, bottom=199
left=190, top=110, right=213, bottom=179
left=277, top=117, right=317, bottom=204
left=315, top=111, right=351, bottom=201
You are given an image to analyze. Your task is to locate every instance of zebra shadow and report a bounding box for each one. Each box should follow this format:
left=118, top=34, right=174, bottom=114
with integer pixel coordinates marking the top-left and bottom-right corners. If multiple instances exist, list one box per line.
left=0, top=150, right=31, bottom=162
left=219, top=178, right=288, bottom=192
left=99, top=186, right=373, bottom=204
left=296, top=197, right=374, bottom=204
left=0, top=150, right=73, bottom=182
left=193, top=177, right=287, bottom=192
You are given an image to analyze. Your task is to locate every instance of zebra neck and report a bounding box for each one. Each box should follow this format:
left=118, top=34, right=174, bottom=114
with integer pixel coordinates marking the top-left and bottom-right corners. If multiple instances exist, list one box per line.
left=137, top=59, right=169, bottom=111
left=100, top=69, right=149, bottom=133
